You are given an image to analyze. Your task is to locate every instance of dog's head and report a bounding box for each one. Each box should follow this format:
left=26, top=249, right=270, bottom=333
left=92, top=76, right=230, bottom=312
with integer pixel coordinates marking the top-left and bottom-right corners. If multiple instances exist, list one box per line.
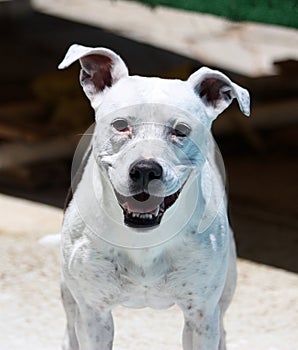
left=59, top=44, right=250, bottom=229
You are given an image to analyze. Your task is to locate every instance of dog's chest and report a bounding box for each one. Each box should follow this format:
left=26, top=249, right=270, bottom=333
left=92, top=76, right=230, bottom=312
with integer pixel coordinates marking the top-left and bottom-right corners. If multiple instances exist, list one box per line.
left=115, top=249, right=175, bottom=308
left=68, top=231, right=224, bottom=309
left=99, top=247, right=177, bottom=307
left=66, top=244, right=170, bottom=308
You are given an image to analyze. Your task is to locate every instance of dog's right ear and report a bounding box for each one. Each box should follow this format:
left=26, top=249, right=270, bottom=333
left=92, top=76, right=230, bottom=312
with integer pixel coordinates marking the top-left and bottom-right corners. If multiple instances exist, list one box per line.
left=58, top=44, right=129, bottom=106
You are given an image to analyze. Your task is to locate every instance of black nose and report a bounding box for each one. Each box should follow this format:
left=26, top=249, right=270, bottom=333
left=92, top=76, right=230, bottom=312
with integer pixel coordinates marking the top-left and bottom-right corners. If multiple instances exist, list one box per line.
left=129, top=159, right=163, bottom=189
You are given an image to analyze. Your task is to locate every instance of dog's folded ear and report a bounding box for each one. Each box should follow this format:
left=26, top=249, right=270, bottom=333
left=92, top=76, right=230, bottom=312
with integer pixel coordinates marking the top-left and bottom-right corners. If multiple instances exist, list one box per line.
left=188, top=67, right=250, bottom=120
left=58, top=44, right=129, bottom=105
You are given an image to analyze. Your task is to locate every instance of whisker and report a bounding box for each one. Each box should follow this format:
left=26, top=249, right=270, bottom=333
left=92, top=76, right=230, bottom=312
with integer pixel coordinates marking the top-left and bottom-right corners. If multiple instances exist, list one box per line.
left=76, top=133, right=94, bottom=136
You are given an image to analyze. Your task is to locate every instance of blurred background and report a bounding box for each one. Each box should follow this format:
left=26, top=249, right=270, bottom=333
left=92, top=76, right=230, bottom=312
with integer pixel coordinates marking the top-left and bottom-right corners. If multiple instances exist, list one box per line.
left=0, top=0, right=297, bottom=274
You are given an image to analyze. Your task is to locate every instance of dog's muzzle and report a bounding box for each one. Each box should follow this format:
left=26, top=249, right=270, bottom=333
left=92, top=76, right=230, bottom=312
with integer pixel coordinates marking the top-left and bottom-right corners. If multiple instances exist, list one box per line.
left=115, top=159, right=182, bottom=228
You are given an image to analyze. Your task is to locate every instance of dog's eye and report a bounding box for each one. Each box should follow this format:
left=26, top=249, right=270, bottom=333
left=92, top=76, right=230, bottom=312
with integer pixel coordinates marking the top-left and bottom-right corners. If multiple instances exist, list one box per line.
left=172, top=123, right=191, bottom=138
left=112, top=118, right=129, bottom=132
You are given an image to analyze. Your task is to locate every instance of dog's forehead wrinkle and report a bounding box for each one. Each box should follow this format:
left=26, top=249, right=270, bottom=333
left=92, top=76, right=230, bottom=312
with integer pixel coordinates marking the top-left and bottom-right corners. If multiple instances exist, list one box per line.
left=96, top=75, right=204, bottom=117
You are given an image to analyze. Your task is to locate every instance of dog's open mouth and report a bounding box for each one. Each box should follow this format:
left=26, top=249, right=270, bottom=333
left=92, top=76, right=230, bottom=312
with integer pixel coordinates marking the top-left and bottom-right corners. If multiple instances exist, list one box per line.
left=115, top=190, right=181, bottom=228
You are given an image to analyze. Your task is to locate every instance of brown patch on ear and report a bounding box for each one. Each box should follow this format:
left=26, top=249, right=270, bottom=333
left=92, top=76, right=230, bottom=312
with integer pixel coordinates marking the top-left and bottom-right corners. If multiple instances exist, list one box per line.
left=80, top=54, right=113, bottom=92
left=197, top=78, right=231, bottom=108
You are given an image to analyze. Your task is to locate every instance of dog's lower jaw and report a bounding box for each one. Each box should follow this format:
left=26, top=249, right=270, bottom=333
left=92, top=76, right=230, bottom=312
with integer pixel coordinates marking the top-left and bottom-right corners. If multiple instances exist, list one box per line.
left=123, top=207, right=163, bottom=228
left=115, top=188, right=182, bottom=228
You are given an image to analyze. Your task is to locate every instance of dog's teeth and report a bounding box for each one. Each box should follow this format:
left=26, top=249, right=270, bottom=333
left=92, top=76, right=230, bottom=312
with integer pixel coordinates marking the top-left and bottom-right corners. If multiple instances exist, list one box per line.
left=154, top=207, right=160, bottom=217
left=131, top=212, right=154, bottom=220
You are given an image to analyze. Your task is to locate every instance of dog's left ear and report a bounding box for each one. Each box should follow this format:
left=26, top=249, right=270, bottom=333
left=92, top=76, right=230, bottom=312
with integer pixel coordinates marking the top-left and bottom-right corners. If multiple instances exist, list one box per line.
left=58, top=44, right=129, bottom=106
left=188, top=67, right=250, bottom=120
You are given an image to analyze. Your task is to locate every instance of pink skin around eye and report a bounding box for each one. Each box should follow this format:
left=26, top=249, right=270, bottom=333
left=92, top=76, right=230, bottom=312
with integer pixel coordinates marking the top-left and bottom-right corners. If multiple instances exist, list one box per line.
left=117, top=127, right=131, bottom=137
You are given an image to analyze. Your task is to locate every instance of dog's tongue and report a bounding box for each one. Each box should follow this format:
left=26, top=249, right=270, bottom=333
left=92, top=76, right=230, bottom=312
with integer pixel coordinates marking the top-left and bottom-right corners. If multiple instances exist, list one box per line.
left=121, top=193, right=164, bottom=213
left=133, top=192, right=150, bottom=202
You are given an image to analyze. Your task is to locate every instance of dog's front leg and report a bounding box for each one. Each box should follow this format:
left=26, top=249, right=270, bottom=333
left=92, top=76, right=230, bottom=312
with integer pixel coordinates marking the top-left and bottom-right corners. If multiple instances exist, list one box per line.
left=61, top=282, right=80, bottom=350
left=75, top=302, right=114, bottom=350
left=182, top=306, right=221, bottom=350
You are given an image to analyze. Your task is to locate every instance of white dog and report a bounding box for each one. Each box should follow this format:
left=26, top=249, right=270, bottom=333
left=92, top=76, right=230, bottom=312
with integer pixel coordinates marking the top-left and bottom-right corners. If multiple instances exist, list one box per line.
left=58, top=44, right=250, bottom=350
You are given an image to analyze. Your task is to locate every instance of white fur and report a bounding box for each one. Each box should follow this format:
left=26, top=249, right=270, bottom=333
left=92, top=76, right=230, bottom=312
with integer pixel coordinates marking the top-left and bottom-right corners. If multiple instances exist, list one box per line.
left=38, top=233, right=61, bottom=247
left=58, top=44, right=250, bottom=350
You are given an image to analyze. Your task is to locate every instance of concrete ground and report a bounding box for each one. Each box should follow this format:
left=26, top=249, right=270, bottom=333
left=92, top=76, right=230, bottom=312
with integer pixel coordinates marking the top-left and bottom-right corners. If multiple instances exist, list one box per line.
left=0, top=194, right=297, bottom=350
